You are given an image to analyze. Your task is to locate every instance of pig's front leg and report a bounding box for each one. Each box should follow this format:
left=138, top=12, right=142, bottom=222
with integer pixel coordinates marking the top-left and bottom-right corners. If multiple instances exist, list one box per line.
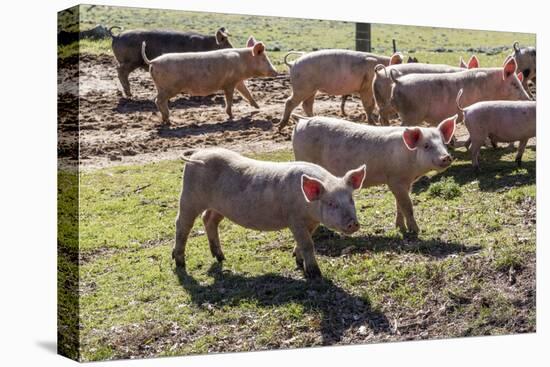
left=289, top=223, right=322, bottom=279
left=223, top=87, right=235, bottom=119
left=389, top=181, right=419, bottom=234
left=394, top=198, right=406, bottom=232
left=235, top=81, right=259, bottom=109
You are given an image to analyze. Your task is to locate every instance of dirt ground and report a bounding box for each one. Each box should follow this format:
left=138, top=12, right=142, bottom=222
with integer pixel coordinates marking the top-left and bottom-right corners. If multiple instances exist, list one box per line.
left=58, top=54, right=476, bottom=170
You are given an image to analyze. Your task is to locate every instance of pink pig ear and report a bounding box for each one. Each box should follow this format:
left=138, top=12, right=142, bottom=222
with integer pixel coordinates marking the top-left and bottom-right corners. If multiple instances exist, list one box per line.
left=468, top=55, right=479, bottom=69
left=389, top=52, right=403, bottom=65
left=246, top=36, right=256, bottom=48
left=402, top=127, right=423, bottom=151
left=517, top=71, right=524, bottom=82
left=459, top=57, right=467, bottom=68
left=344, top=164, right=367, bottom=190
left=438, top=115, right=457, bottom=144
left=252, top=42, right=265, bottom=56
left=301, top=175, right=325, bottom=202
left=503, top=57, right=517, bottom=79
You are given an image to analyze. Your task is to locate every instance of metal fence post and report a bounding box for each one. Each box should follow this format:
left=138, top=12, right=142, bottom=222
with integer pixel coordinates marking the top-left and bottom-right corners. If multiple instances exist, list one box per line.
left=356, top=23, right=371, bottom=52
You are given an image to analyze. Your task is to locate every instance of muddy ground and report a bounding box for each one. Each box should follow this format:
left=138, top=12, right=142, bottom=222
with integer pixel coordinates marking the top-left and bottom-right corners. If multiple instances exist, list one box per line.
left=58, top=54, right=477, bottom=170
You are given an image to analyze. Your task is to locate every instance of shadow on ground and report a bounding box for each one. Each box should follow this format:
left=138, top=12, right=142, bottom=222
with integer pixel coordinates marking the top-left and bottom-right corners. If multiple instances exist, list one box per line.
left=413, top=146, right=535, bottom=194
left=312, top=226, right=481, bottom=258
left=156, top=116, right=274, bottom=138
left=176, top=262, right=390, bottom=345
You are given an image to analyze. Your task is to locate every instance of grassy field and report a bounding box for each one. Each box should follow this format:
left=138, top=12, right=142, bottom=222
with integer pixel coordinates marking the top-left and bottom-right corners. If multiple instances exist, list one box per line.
left=58, top=4, right=536, bottom=70
left=71, top=146, right=535, bottom=361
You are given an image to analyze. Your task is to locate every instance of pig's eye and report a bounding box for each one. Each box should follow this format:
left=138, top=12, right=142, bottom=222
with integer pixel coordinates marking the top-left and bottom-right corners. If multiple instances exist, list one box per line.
left=424, top=143, right=431, bottom=150
left=328, top=201, right=338, bottom=209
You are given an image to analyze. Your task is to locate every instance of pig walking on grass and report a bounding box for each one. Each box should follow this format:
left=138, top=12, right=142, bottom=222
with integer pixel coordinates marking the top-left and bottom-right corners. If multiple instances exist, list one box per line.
left=278, top=50, right=403, bottom=130
left=457, top=89, right=536, bottom=171
left=390, top=56, right=530, bottom=127
left=374, top=56, right=479, bottom=125
left=111, top=27, right=233, bottom=97
left=292, top=114, right=456, bottom=234
left=143, top=36, right=278, bottom=123
left=173, top=148, right=366, bottom=279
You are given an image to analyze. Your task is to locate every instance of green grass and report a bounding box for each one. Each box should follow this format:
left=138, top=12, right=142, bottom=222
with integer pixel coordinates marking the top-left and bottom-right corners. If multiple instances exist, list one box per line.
left=74, top=145, right=536, bottom=361
left=58, top=5, right=535, bottom=70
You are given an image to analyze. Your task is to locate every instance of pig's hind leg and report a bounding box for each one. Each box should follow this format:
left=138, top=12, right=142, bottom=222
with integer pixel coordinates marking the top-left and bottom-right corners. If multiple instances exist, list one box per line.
left=116, top=63, right=134, bottom=97
left=202, top=209, right=226, bottom=263
left=515, top=139, right=528, bottom=167
left=359, top=90, right=376, bottom=124
left=279, top=90, right=310, bottom=130
left=155, top=92, right=171, bottom=124
left=173, top=201, right=203, bottom=269
left=301, top=93, right=317, bottom=117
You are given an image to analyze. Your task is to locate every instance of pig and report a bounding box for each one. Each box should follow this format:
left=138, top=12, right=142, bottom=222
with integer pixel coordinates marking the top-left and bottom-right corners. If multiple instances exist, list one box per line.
left=457, top=89, right=536, bottom=171
left=512, top=41, right=536, bottom=97
left=278, top=50, right=404, bottom=130
left=374, top=55, right=479, bottom=125
left=390, top=56, right=530, bottom=127
left=173, top=148, right=366, bottom=279
left=292, top=114, right=456, bottom=234
left=142, top=36, right=278, bottom=123
left=111, top=27, right=233, bottom=97
left=339, top=54, right=422, bottom=117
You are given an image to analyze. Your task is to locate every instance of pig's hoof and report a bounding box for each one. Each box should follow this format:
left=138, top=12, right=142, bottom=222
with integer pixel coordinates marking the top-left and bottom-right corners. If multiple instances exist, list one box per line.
left=515, top=159, right=522, bottom=167
left=173, top=255, right=186, bottom=269
left=215, top=253, right=226, bottom=263
left=304, top=265, right=322, bottom=279
left=404, top=230, right=419, bottom=240
left=295, top=257, right=304, bottom=269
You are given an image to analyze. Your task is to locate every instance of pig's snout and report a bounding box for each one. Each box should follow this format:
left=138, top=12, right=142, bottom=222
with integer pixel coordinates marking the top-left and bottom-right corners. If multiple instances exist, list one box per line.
left=440, top=154, right=453, bottom=167
left=345, top=219, right=360, bottom=234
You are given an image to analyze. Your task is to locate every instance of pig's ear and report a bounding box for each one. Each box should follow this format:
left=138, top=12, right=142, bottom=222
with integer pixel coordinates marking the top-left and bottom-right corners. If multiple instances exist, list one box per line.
left=301, top=175, right=325, bottom=202
left=252, top=42, right=265, bottom=56
left=468, top=55, right=479, bottom=69
left=402, top=128, right=423, bottom=151
left=246, top=36, right=256, bottom=48
left=438, top=115, right=457, bottom=144
left=344, top=164, right=367, bottom=190
left=459, top=57, right=467, bottom=68
left=389, top=52, right=403, bottom=65
left=517, top=71, right=524, bottom=82
left=503, top=57, right=517, bottom=79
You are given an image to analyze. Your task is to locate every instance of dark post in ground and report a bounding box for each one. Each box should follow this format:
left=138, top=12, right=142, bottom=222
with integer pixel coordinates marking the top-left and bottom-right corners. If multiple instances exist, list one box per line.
left=355, top=23, right=371, bottom=52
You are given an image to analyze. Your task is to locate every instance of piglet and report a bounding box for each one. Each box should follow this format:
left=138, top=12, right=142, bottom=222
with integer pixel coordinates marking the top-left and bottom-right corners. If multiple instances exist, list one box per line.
left=174, top=148, right=366, bottom=279
left=292, top=114, right=456, bottom=234
left=457, top=89, right=536, bottom=170
left=143, top=36, right=277, bottom=123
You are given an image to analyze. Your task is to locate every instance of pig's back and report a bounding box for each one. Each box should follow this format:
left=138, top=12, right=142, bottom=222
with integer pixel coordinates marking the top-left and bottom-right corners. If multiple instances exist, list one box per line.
left=184, top=148, right=333, bottom=229
left=390, top=63, right=462, bottom=75
left=293, top=117, right=405, bottom=179
left=465, top=100, right=536, bottom=133
left=113, top=30, right=220, bottom=64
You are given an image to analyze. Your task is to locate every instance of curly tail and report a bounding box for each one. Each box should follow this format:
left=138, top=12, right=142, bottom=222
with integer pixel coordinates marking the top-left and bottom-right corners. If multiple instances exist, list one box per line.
left=456, top=89, right=465, bottom=112
left=283, top=51, right=305, bottom=68
left=141, top=41, right=151, bottom=65
left=374, top=64, right=387, bottom=77
left=389, top=69, right=401, bottom=83
left=107, top=26, right=123, bottom=38
left=290, top=113, right=311, bottom=123
left=181, top=149, right=204, bottom=165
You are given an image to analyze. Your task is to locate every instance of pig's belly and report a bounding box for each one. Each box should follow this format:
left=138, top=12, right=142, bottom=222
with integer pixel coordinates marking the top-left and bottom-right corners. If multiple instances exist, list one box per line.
left=318, top=77, right=361, bottom=95
left=211, top=201, right=288, bottom=232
